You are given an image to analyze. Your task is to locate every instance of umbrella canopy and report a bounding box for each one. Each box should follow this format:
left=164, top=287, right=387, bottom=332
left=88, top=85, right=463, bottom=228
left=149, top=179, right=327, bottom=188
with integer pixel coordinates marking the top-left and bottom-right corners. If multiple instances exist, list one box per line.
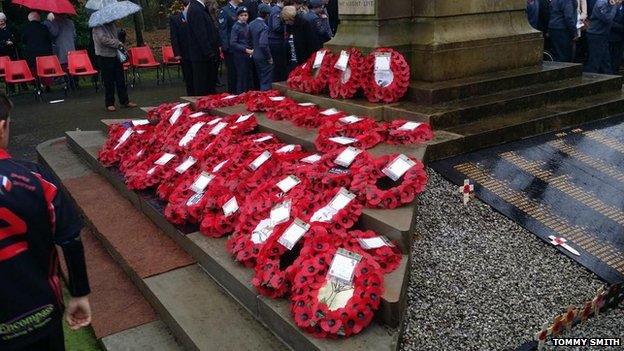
left=12, top=0, right=77, bottom=15
left=85, top=0, right=117, bottom=11
left=88, top=1, right=141, bottom=28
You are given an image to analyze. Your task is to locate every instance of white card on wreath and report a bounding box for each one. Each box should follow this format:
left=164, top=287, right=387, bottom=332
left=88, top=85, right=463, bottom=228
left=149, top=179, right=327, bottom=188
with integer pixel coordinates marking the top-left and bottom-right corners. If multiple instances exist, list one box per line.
left=278, top=219, right=310, bottom=250
left=175, top=157, right=197, bottom=174
left=329, top=188, right=355, bottom=211
left=398, top=121, right=423, bottom=131
left=190, top=172, right=214, bottom=193
left=270, top=200, right=292, bottom=226
left=269, top=96, right=286, bottom=102
left=212, top=160, right=228, bottom=173
left=222, top=94, right=238, bottom=100
left=382, top=154, right=416, bottom=181
left=313, top=50, right=326, bottom=69
left=186, top=192, right=205, bottom=206
left=329, top=136, right=357, bottom=145
left=207, top=117, right=222, bottom=126
left=236, top=113, right=253, bottom=123
left=358, top=236, right=394, bottom=250
left=334, top=147, right=362, bottom=168
left=190, top=112, right=206, bottom=118
left=179, top=122, right=206, bottom=147
left=169, top=108, right=183, bottom=125
left=301, top=154, right=322, bottom=164
left=276, top=175, right=300, bottom=193
left=339, top=115, right=363, bottom=125
left=131, top=119, right=149, bottom=126
left=328, top=248, right=362, bottom=285
left=298, top=102, right=315, bottom=107
left=222, top=197, right=239, bottom=217
left=251, top=219, right=274, bottom=245
left=114, top=129, right=133, bottom=150
left=154, top=153, right=175, bottom=166
left=172, top=102, right=190, bottom=110
left=374, top=53, right=391, bottom=71
left=277, top=144, right=296, bottom=153
left=320, top=108, right=340, bottom=116
left=249, top=151, right=271, bottom=171
left=254, top=135, right=273, bottom=143
left=334, top=50, right=349, bottom=71
left=209, top=122, right=228, bottom=135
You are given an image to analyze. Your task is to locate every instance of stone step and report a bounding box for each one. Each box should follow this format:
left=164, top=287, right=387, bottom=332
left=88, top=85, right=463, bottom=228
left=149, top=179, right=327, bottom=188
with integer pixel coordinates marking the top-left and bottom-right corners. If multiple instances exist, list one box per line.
left=407, top=61, right=583, bottom=105
left=387, top=73, right=623, bottom=129
left=59, top=130, right=402, bottom=349
left=430, top=90, right=624, bottom=160
left=101, top=321, right=184, bottom=351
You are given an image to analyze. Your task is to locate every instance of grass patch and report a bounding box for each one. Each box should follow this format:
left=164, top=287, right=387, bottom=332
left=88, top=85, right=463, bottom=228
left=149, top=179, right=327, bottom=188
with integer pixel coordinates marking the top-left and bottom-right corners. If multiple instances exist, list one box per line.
left=62, top=287, right=103, bottom=351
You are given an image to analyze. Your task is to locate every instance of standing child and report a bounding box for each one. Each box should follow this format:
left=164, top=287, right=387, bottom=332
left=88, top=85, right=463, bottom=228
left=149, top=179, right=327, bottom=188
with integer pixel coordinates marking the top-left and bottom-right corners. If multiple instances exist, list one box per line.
left=249, top=4, right=273, bottom=91
left=586, top=0, right=622, bottom=73
left=230, top=7, right=253, bottom=94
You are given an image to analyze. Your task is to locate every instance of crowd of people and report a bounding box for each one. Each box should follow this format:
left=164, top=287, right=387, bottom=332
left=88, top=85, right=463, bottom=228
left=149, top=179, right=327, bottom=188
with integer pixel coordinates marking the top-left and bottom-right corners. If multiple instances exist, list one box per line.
left=527, top=0, right=624, bottom=74
left=169, top=0, right=339, bottom=96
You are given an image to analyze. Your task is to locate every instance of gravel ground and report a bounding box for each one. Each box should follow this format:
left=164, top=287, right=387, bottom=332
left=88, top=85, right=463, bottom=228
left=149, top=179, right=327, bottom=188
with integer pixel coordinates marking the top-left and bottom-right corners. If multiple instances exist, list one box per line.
left=400, top=169, right=608, bottom=351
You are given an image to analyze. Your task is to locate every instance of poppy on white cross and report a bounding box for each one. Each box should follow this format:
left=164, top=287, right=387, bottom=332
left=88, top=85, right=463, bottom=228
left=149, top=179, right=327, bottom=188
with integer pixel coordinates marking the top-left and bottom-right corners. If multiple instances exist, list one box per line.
left=459, top=179, right=474, bottom=205
left=548, top=235, right=580, bottom=256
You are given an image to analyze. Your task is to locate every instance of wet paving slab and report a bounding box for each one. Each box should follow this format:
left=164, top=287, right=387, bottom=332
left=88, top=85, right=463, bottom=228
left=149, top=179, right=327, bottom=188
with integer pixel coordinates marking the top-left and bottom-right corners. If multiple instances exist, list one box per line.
left=432, top=115, right=624, bottom=284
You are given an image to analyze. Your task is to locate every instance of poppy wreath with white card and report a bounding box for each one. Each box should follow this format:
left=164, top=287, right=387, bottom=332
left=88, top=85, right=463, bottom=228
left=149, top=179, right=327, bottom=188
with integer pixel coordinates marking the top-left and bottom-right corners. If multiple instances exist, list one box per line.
left=150, top=103, right=194, bottom=142
left=98, top=123, right=152, bottom=167
left=226, top=113, right=258, bottom=135
left=155, top=149, right=205, bottom=200
left=228, top=182, right=313, bottom=268
left=307, top=187, right=363, bottom=233
left=346, top=230, right=402, bottom=274
left=196, top=92, right=244, bottom=111
left=351, top=154, right=427, bottom=209
left=328, top=48, right=366, bottom=100
left=244, top=89, right=283, bottom=112
left=314, top=123, right=385, bottom=153
left=199, top=194, right=241, bottom=238
left=289, top=248, right=384, bottom=338
left=384, top=119, right=434, bottom=145
left=306, top=149, right=372, bottom=193
left=252, top=220, right=333, bottom=298
left=146, top=102, right=185, bottom=122
left=265, top=98, right=298, bottom=120
left=290, top=103, right=323, bottom=128
left=288, top=50, right=335, bottom=94
left=124, top=152, right=179, bottom=190
left=362, top=48, right=410, bottom=103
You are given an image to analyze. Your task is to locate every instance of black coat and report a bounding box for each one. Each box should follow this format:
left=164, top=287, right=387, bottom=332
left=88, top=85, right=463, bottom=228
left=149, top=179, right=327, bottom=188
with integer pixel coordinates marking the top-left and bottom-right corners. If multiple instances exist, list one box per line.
left=186, top=0, right=220, bottom=62
left=326, top=0, right=339, bottom=35
left=170, top=13, right=192, bottom=60
left=242, top=0, right=259, bottom=21
left=21, top=21, right=53, bottom=67
left=0, top=26, right=17, bottom=58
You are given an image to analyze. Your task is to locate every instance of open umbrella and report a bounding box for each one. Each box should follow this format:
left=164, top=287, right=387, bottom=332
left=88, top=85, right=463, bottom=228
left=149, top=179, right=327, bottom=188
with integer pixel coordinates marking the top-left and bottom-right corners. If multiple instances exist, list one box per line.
left=85, top=0, right=117, bottom=11
left=12, top=0, right=77, bottom=15
left=88, top=1, right=142, bottom=28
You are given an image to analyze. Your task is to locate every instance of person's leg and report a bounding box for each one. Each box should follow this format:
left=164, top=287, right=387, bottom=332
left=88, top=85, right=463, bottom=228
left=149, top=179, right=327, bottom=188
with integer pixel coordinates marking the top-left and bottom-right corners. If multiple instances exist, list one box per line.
left=598, top=35, right=611, bottom=73
left=269, top=42, right=287, bottom=82
left=98, top=56, right=116, bottom=107
left=112, top=59, right=130, bottom=105
left=206, top=57, right=218, bottom=95
left=192, top=60, right=209, bottom=96
left=233, top=55, right=248, bottom=94
left=610, top=40, right=624, bottom=74
left=255, top=58, right=273, bottom=91
left=550, top=29, right=573, bottom=62
left=181, top=59, right=194, bottom=95
left=224, top=52, right=237, bottom=94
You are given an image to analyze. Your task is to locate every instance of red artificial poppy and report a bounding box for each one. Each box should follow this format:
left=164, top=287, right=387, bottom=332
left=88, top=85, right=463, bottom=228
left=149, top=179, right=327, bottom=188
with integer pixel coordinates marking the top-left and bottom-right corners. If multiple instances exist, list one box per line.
left=328, top=48, right=366, bottom=100
left=362, top=48, right=410, bottom=103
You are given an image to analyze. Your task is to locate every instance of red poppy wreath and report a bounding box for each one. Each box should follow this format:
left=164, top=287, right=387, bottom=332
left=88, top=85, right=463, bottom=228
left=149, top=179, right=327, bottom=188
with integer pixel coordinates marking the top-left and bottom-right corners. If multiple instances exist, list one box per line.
left=384, top=119, right=434, bottom=145
left=287, top=49, right=335, bottom=95
left=289, top=249, right=384, bottom=338
left=351, top=154, right=427, bottom=209
left=196, top=92, right=244, bottom=111
left=328, top=48, right=366, bottom=100
left=362, top=48, right=410, bottom=103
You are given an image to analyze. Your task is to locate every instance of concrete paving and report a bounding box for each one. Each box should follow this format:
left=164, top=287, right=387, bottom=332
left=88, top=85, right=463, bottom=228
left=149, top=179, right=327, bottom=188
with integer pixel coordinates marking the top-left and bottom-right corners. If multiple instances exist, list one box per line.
left=100, top=321, right=184, bottom=351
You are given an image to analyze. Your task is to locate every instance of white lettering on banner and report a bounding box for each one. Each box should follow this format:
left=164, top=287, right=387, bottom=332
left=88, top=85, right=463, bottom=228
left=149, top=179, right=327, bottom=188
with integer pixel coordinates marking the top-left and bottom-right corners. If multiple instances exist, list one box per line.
left=338, top=0, right=375, bottom=15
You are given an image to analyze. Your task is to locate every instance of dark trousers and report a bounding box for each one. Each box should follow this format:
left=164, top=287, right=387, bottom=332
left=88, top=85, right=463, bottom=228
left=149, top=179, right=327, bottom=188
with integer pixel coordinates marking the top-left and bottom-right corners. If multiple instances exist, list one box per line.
left=549, top=28, right=574, bottom=62
left=233, top=54, right=251, bottom=94
left=254, top=57, right=274, bottom=91
left=191, top=58, right=218, bottom=96
left=223, top=52, right=237, bottom=94
left=98, top=56, right=129, bottom=107
left=180, top=58, right=194, bottom=96
left=586, top=33, right=611, bottom=74
left=16, top=317, right=65, bottom=351
left=609, top=40, right=624, bottom=74
left=269, top=41, right=287, bottom=82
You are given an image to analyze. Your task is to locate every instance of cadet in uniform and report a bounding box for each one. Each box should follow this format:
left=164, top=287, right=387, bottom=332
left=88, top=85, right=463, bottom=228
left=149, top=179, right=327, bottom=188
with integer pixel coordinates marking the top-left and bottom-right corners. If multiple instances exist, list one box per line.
left=301, top=0, right=332, bottom=62
left=586, top=0, right=622, bottom=73
left=268, top=0, right=287, bottom=82
left=549, top=0, right=579, bottom=62
left=219, top=0, right=242, bottom=93
left=230, top=6, right=253, bottom=94
left=249, top=4, right=273, bottom=90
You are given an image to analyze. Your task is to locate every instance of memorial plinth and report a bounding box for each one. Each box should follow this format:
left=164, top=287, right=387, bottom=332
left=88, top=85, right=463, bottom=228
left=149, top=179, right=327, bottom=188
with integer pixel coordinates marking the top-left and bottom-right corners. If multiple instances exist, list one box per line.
left=330, top=0, right=542, bottom=82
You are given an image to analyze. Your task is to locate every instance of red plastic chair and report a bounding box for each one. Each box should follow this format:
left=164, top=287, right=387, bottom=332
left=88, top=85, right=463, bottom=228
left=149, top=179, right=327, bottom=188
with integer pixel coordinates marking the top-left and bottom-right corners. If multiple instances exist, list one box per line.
left=36, top=55, right=68, bottom=95
left=0, top=56, right=11, bottom=80
left=128, top=46, right=161, bottom=85
left=67, top=51, right=99, bottom=91
left=4, top=60, right=39, bottom=99
left=161, top=46, right=180, bottom=82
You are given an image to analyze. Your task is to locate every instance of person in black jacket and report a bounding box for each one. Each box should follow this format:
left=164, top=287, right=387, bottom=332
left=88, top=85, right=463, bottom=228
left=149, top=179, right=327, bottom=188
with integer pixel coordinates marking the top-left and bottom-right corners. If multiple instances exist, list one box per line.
left=325, top=0, right=339, bottom=36
left=170, top=0, right=194, bottom=95
left=219, top=0, right=243, bottom=93
left=609, top=2, right=624, bottom=73
left=0, top=12, right=17, bottom=59
left=186, top=0, right=221, bottom=95
left=21, top=12, right=53, bottom=71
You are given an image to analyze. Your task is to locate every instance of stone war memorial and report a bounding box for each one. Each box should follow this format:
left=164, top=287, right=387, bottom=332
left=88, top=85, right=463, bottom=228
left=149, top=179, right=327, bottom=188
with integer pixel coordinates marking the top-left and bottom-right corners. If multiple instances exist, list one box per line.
left=36, top=0, right=623, bottom=350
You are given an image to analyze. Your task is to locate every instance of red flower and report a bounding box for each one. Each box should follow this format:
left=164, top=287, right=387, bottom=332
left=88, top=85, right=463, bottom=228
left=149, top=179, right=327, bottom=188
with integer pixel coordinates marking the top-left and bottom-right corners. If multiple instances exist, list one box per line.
left=287, top=50, right=335, bottom=94
left=362, top=48, right=410, bottom=103
left=328, top=48, right=366, bottom=100
left=384, top=119, right=434, bottom=145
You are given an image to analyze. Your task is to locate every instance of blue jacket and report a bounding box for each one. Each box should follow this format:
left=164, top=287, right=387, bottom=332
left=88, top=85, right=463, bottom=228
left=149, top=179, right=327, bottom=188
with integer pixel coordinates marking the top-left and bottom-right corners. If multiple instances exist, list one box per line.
left=609, top=4, right=624, bottom=41
left=302, top=10, right=332, bottom=54
left=230, top=21, right=250, bottom=56
left=249, top=17, right=271, bottom=61
left=588, top=0, right=619, bottom=35
left=268, top=4, right=284, bottom=45
left=218, top=2, right=238, bottom=52
left=549, top=0, right=578, bottom=34
left=527, top=0, right=540, bottom=30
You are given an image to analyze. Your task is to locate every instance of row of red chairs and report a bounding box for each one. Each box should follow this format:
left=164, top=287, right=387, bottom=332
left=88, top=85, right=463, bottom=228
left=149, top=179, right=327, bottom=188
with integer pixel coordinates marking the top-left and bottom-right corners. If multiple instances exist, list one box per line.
left=0, top=46, right=180, bottom=97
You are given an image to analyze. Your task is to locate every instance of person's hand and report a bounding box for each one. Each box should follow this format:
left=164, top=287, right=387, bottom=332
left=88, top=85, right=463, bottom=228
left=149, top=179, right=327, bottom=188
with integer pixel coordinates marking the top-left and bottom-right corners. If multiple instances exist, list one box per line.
left=47, top=13, right=55, bottom=22
left=6, top=40, right=12, bottom=46
left=268, top=58, right=273, bottom=65
left=65, top=296, right=92, bottom=330
left=245, top=48, right=253, bottom=55
left=573, top=35, right=580, bottom=41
